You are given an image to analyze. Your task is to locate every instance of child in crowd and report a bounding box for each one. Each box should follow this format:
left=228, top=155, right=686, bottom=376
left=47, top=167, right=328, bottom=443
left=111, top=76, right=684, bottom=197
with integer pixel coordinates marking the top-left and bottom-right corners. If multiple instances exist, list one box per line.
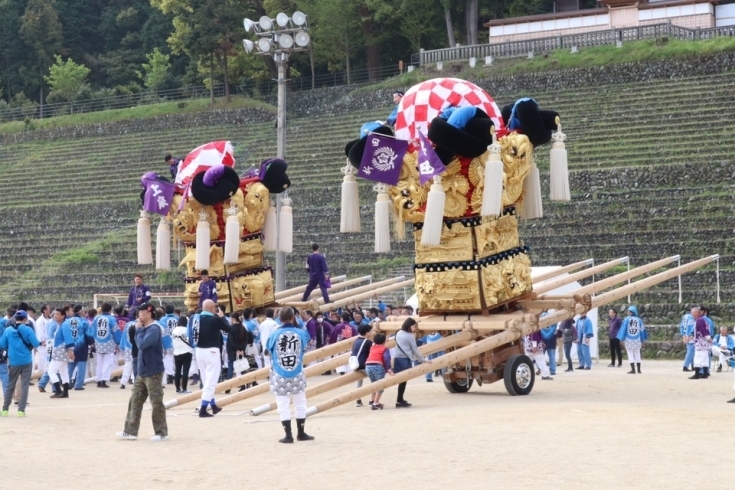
left=364, top=333, right=393, bottom=410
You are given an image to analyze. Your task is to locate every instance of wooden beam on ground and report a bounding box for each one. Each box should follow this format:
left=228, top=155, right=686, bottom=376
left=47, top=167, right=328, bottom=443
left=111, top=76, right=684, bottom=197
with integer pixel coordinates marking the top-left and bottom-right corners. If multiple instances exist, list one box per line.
left=249, top=331, right=470, bottom=415
left=164, top=336, right=355, bottom=409
left=287, top=276, right=410, bottom=310
left=276, top=275, right=372, bottom=304
left=274, top=275, right=347, bottom=300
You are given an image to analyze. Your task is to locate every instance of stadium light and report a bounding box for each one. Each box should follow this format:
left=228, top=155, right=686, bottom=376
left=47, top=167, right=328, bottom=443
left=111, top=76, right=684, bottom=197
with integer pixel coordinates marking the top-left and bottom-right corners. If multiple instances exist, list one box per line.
left=241, top=11, right=310, bottom=293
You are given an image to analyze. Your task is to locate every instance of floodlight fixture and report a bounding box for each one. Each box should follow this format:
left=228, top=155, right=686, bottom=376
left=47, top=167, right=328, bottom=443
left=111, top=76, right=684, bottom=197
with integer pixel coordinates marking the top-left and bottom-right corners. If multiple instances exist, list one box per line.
left=259, top=15, right=273, bottom=30
left=257, top=37, right=272, bottom=52
left=243, top=18, right=256, bottom=32
left=276, top=13, right=290, bottom=27
left=294, top=30, right=310, bottom=47
left=292, top=11, right=306, bottom=26
left=242, top=39, right=254, bottom=53
left=277, top=33, right=294, bottom=49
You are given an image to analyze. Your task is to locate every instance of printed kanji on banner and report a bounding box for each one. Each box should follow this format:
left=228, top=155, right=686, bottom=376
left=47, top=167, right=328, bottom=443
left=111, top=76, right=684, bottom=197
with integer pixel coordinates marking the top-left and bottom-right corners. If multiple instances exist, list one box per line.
left=142, top=179, right=176, bottom=216
left=417, top=132, right=446, bottom=185
left=358, top=133, right=407, bottom=186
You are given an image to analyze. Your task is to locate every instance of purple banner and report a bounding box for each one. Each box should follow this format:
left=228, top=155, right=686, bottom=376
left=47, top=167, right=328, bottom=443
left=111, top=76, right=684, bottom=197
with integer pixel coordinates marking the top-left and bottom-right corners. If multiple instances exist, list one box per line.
left=417, top=132, right=446, bottom=185
left=358, top=133, right=407, bottom=186
left=143, top=178, right=176, bottom=216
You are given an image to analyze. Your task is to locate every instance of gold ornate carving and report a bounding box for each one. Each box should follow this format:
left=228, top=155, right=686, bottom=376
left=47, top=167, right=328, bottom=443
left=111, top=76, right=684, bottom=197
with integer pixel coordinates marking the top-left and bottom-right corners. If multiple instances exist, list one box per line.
left=230, top=270, right=275, bottom=309
left=474, top=214, right=520, bottom=259
left=178, top=244, right=226, bottom=278
left=415, top=224, right=474, bottom=264
left=415, top=267, right=482, bottom=311
left=225, top=240, right=265, bottom=274
left=169, top=196, right=221, bottom=242
left=389, top=153, right=430, bottom=223
left=480, top=253, right=533, bottom=308
left=441, top=173, right=470, bottom=218
left=242, top=182, right=269, bottom=233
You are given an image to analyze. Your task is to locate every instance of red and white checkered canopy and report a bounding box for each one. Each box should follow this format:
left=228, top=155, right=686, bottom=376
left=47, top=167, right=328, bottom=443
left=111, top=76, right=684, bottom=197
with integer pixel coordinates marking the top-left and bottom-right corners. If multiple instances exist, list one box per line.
left=175, top=140, right=235, bottom=186
left=394, top=78, right=506, bottom=143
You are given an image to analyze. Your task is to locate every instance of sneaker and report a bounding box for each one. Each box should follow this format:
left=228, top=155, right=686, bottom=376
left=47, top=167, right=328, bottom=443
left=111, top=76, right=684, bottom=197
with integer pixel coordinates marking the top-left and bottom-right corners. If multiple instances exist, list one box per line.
left=395, top=401, right=412, bottom=408
left=176, top=390, right=182, bottom=394
left=1, top=411, right=8, bottom=417
left=541, top=376, right=554, bottom=380
left=74, top=387, right=85, bottom=391
left=150, top=435, right=168, bottom=442
left=355, top=400, right=363, bottom=407
left=115, top=431, right=137, bottom=441
left=119, top=385, right=126, bottom=390
left=38, top=386, right=46, bottom=393
left=183, top=390, right=191, bottom=394
left=426, top=378, right=433, bottom=382
left=368, top=401, right=373, bottom=406
left=371, top=404, right=380, bottom=410
left=683, top=367, right=691, bottom=372
left=607, top=364, right=615, bottom=367
left=18, top=411, right=25, bottom=417
left=564, top=368, right=573, bottom=372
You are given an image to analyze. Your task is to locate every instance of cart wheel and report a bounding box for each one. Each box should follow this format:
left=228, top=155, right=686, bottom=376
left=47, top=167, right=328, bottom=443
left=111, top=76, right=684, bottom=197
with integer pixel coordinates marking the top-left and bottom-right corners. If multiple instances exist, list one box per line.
left=503, top=354, right=534, bottom=396
left=443, top=377, right=474, bottom=393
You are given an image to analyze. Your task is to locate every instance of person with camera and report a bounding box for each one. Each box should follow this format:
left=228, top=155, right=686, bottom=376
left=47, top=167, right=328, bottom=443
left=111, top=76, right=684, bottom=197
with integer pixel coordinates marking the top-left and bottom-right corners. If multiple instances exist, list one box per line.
left=0, top=310, right=39, bottom=417
left=196, top=299, right=231, bottom=418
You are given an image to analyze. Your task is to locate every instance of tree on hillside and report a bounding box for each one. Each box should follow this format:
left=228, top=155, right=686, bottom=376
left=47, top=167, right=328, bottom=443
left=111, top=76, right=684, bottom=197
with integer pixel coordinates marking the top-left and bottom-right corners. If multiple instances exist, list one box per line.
left=138, top=48, right=171, bottom=91
left=45, top=55, right=91, bottom=112
left=0, top=0, right=29, bottom=101
left=20, top=0, right=63, bottom=115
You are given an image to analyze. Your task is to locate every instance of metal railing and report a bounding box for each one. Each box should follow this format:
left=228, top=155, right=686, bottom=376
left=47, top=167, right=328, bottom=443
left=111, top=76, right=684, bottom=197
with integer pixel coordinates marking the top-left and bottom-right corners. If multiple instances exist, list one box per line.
left=0, top=65, right=401, bottom=124
left=412, top=22, right=735, bottom=65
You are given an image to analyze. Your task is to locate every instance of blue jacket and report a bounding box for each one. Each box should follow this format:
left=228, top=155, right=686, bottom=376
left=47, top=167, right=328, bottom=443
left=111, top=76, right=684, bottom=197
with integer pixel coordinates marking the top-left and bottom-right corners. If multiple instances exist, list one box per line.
left=0, top=323, right=39, bottom=366
left=157, top=320, right=173, bottom=350
left=187, top=314, right=201, bottom=348
left=617, top=315, right=647, bottom=342
left=119, top=322, right=136, bottom=351
left=135, top=322, right=165, bottom=377
left=93, top=314, right=118, bottom=345
left=245, top=319, right=260, bottom=344
left=266, top=324, right=309, bottom=380
left=52, top=319, right=76, bottom=349
left=67, top=316, right=94, bottom=361
left=713, top=334, right=735, bottom=351
left=704, top=316, right=715, bottom=337
left=576, top=316, right=594, bottom=341
left=679, top=313, right=695, bottom=343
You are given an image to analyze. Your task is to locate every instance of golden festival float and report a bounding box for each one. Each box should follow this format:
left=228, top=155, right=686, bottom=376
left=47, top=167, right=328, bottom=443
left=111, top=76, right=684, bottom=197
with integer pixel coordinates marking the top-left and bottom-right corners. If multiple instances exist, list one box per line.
left=151, top=79, right=719, bottom=414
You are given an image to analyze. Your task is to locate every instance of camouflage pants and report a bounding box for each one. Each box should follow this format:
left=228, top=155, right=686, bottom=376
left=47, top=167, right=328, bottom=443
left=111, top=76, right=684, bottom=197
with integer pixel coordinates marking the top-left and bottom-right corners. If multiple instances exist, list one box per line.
left=124, top=372, right=168, bottom=437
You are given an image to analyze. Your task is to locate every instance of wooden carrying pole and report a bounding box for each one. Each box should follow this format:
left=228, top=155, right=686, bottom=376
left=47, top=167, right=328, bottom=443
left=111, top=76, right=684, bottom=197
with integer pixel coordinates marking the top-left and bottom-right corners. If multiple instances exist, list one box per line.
left=539, top=255, right=680, bottom=300
left=274, top=275, right=347, bottom=300
left=249, top=332, right=467, bottom=415
left=315, top=279, right=414, bottom=313
left=306, top=255, right=717, bottom=418
left=214, top=340, right=385, bottom=409
left=287, top=276, right=410, bottom=310
left=164, top=336, right=356, bottom=409
left=276, top=275, right=372, bottom=304
left=531, top=258, right=594, bottom=283
left=34, top=357, right=124, bottom=382
left=306, top=327, right=527, bottom=417
left=84, top=366, right=124, bottom=385
left=376, top=312, right=535, bottom=332
left=532, top=256, right=629, bottom=295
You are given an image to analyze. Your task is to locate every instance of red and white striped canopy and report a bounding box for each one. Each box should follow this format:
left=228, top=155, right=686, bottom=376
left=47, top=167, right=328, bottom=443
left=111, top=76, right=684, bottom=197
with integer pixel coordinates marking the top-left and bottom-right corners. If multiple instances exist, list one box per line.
left=175, top=140, right=235, bottom=186
left=394, top=78, right=506, bottom=143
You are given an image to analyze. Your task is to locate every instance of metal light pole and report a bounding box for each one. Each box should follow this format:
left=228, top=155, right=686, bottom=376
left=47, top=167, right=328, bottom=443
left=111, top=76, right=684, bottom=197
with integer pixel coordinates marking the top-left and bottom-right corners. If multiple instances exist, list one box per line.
left=243, top=12, right=310, bottom=292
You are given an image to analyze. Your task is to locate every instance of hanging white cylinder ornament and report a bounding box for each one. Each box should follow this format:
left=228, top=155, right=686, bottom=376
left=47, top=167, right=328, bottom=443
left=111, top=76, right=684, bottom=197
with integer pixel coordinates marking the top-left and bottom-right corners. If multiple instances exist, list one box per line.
left=340, top=162, right=361, bottom=233
left=420, top=175, right=446, bottom=246
left=155, top=218, right=171, bottom=270
left=195, top=211, right=210, bottom=270
left=263, top=201, right=278, bottom=251
left=374, top=184, right=391, bottom=253
left=224, top=204, right=240, bottom=265
left=278, top=194, right=293, bottom=254
left=481, top=132, right=504, bottom=217
left=137, top=210, right=152, bottom=265
left=549, top=119, right=571, bottom=201
left=520, top=157, right=543, bottom=220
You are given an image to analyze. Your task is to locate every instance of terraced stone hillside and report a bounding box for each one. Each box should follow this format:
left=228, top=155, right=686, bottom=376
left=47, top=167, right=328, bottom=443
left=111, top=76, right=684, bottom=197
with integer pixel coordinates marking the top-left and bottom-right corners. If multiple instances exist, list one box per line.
left=0, top=69, right=733, bottom=331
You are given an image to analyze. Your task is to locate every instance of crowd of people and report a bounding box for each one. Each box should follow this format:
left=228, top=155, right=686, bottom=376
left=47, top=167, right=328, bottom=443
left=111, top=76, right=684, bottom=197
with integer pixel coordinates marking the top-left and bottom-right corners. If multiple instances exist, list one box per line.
left=2, top=283, right=733, bottom=437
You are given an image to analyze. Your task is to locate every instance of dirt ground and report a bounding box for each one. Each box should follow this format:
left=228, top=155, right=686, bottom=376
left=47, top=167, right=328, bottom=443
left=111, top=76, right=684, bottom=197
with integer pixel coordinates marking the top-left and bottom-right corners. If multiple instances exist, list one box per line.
left=1, top=360, right=733, bottom=489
